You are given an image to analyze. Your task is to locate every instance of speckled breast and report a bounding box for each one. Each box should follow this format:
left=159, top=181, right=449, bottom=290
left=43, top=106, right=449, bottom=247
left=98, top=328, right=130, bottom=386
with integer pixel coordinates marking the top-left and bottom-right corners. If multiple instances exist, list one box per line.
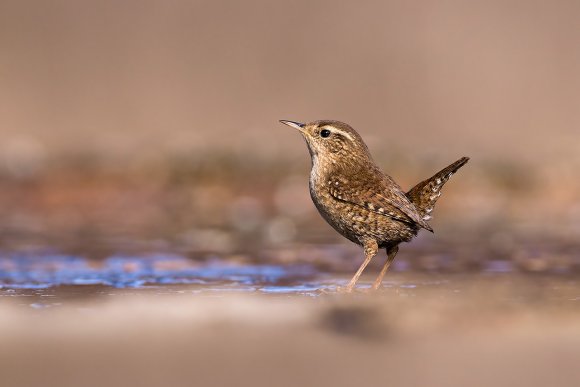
left=309, top=181, right=417, bottom=247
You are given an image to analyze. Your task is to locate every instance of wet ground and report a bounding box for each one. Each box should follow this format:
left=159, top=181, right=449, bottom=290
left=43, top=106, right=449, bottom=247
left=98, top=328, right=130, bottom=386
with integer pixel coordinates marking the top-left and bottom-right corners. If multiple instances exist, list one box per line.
left=1, top=254, right=580, bottom=387
left=2, top=253, right=580, bottom=304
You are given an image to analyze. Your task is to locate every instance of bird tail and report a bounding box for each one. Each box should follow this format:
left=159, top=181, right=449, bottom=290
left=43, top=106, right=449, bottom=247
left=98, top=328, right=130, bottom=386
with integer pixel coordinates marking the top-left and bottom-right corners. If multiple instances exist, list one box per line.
left=406, top=157, right=469, bottom=222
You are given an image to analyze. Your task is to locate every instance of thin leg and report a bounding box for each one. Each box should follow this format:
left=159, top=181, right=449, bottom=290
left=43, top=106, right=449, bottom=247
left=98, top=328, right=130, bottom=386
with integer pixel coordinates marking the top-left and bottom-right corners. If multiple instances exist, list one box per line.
left=345, top=239, right=378, bottom=292
left=372, top=245, right=399, bottom=290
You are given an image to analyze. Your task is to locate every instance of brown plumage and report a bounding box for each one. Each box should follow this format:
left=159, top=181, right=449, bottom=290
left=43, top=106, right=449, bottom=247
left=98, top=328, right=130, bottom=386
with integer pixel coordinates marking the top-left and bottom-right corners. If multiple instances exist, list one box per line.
left=280, top=119, right=469, bottom=292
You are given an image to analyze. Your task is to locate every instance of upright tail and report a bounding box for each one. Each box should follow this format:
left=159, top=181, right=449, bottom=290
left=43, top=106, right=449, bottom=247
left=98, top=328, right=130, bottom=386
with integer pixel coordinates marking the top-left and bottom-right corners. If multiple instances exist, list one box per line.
left=406, top=157, right=469, bottom=221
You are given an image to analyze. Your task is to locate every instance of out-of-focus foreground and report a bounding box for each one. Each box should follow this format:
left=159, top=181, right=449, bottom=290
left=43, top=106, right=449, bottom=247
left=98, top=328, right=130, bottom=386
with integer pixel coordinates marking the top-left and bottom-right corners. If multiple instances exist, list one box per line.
left=2, top=276, right=580, bottom=387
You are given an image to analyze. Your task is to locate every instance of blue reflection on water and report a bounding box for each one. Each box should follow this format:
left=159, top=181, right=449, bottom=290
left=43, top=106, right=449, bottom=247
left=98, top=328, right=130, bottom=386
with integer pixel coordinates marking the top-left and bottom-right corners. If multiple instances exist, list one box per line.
left=0, top=254, right=318, bottom=290
left=260, top=284, right=328, bottom=293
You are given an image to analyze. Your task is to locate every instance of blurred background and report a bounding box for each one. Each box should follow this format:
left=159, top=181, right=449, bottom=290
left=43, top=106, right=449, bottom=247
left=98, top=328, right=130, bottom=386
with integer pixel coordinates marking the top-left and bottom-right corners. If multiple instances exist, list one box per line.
left=0, top=0, right=579, bottom=267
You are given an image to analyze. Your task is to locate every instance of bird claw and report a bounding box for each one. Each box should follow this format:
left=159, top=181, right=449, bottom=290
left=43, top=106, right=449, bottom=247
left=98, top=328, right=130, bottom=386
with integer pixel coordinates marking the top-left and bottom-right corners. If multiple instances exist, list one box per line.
left=336, top=285, right=355, bottom=293
left=317, top=285, right=354, bottom=295
left=371, top=282, right=383, bottom=291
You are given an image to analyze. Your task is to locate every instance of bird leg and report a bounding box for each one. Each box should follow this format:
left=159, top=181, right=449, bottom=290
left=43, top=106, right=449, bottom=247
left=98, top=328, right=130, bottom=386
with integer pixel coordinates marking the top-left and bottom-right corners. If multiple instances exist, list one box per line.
left=372, top=245, right=399, bottom=290
left=344, top=239, right=378, bottom=292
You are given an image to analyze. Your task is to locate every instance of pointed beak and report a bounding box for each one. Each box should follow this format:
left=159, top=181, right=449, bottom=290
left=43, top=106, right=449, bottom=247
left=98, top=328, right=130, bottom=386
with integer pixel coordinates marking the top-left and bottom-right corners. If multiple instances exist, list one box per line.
left=279, top=120, right=305, bottom=132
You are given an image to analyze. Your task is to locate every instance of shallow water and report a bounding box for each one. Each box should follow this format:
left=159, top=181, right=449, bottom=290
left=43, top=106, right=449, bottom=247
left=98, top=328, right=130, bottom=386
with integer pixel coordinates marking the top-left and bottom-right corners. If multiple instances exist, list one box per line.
left=2, top=253, right=580, bottom=310
left=0, top=254, right=319, bottom=289
left=0, top=254, right=333, bottom=304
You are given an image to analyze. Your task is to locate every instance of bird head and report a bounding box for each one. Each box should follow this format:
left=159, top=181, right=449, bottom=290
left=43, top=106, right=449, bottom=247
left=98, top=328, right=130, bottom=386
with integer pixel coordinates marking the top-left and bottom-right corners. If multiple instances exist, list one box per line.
left=279, top=120, right=372, bottom=165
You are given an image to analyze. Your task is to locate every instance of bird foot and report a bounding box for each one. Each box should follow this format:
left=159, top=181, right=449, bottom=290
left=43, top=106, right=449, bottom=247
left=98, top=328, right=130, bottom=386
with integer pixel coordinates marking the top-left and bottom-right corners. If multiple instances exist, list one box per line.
left=371, top=281, right=383, bottom=291
left=318, top=283, right=387, bottom=294
left=317, top=285, right=355, bottom=295
left=336, top=285, right=355, bottom=293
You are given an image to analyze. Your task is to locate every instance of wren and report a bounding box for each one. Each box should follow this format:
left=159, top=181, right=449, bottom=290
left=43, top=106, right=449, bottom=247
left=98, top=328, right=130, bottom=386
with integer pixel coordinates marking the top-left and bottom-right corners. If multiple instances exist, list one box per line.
left=280, top=119, right=469, bottom=292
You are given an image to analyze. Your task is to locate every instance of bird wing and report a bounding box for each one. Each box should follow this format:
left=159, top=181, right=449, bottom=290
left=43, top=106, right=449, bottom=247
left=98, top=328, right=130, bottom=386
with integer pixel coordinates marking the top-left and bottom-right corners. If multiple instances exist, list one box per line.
left=327, top=173, right=433, bottom=232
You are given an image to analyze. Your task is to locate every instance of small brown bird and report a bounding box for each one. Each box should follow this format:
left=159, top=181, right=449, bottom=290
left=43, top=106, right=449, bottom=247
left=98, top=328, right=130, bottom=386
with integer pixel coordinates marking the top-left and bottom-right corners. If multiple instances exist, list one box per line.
left=280, top=119, right=469, bottom=292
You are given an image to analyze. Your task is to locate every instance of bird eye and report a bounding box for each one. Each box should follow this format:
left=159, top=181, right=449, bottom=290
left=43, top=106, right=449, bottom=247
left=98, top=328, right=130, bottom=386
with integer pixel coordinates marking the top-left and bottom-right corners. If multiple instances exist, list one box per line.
left=320, top=129, right=331, bottom=138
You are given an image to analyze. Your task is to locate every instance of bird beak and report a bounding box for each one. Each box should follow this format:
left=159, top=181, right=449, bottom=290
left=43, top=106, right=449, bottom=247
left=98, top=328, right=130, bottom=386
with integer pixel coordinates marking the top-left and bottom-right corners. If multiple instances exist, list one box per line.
left=279, top=120, right=305, bottom=132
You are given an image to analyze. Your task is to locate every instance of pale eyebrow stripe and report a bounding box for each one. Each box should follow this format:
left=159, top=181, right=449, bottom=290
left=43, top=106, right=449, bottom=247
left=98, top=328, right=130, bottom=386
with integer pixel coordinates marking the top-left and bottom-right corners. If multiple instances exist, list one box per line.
left=321, top=126, right=354, bottom=141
